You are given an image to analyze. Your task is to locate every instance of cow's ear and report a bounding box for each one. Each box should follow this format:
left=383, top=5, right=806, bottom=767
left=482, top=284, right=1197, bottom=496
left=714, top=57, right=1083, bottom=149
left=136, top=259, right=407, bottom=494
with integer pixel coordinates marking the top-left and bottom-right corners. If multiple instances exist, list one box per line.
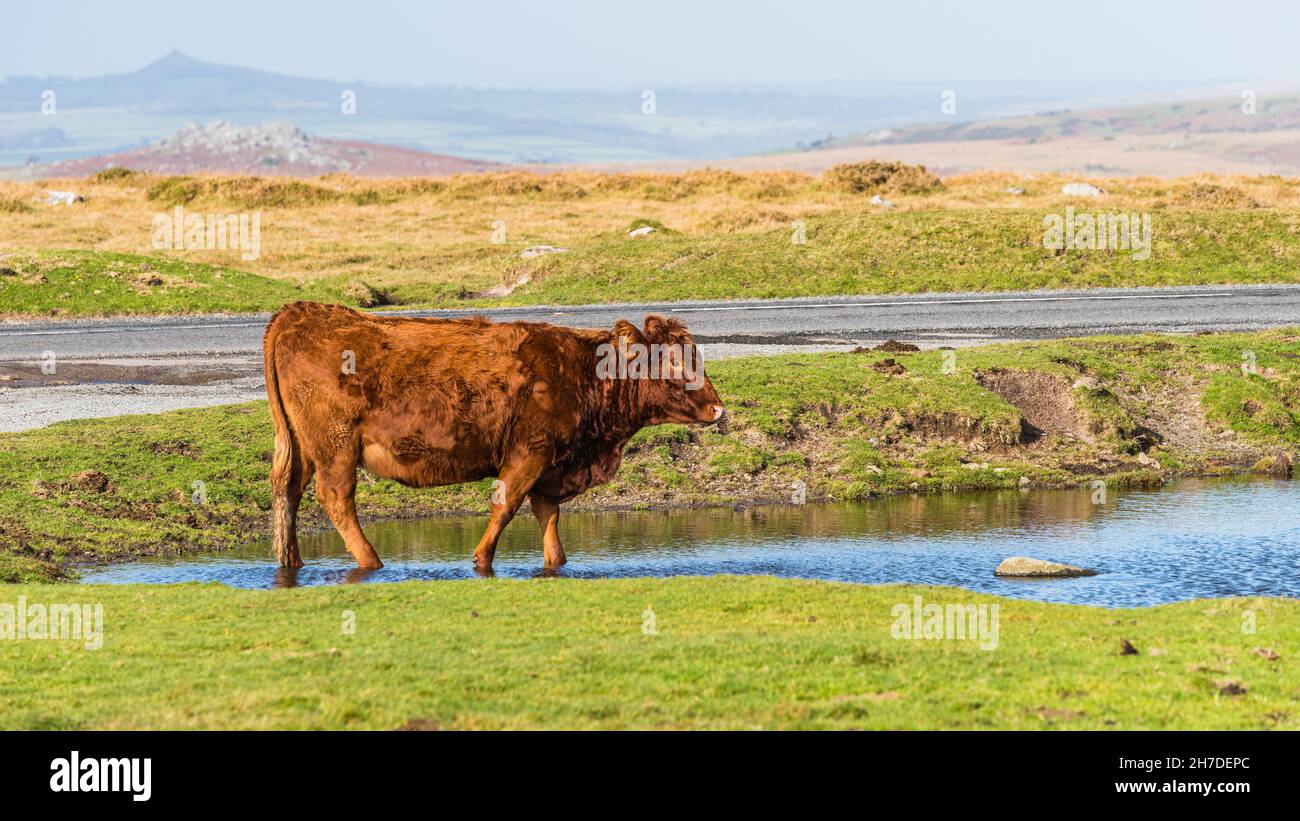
left=613, top=319, right=645, bottom=351
left=643, top=315, right=669, bottom=342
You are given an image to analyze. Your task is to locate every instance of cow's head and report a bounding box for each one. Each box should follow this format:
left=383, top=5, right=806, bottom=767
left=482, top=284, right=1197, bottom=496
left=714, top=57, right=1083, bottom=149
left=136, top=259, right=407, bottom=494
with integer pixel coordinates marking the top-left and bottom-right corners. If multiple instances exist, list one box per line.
left=610, top=315, right=725, bottom=425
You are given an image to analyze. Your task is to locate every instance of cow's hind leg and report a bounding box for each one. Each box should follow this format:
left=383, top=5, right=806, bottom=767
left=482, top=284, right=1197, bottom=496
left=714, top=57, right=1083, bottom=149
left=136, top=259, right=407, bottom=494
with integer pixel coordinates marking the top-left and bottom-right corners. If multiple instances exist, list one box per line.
left=473, top=456, right=547, bottom=573
left=528, top=491, right=567, bottom=567
left=272, top=453, right=314, bottom=568
left=316, top=452, right=383, bottom=569
left=271, top=433, right=314, bottom=568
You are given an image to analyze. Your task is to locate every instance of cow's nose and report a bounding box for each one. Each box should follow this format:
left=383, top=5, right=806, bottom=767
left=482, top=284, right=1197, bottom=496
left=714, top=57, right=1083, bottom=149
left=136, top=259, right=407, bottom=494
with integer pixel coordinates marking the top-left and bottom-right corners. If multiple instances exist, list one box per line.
left=711, top=404, right=725, bottom=420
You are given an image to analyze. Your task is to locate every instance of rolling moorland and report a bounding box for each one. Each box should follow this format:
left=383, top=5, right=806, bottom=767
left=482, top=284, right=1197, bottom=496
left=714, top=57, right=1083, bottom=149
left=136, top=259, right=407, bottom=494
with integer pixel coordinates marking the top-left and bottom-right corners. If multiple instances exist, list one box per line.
left=3, top=164, right=1300, bottom=316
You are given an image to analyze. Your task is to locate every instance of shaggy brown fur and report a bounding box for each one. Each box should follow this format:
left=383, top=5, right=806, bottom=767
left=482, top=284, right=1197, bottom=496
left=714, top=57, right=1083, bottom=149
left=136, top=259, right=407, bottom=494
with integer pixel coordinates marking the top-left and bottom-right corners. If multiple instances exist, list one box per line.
left=263, top=302, right=724, bottom=572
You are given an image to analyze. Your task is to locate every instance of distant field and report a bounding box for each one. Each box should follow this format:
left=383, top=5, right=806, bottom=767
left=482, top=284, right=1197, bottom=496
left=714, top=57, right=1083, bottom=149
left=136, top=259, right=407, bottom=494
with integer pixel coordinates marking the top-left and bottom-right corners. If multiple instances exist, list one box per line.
left=3, top=168, right=1300, bottom=317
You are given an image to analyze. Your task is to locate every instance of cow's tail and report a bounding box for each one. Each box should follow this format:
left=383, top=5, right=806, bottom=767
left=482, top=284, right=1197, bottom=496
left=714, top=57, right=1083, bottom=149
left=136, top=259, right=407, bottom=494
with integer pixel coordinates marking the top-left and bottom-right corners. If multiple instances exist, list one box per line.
left=264, top=320, right=300, bottom=567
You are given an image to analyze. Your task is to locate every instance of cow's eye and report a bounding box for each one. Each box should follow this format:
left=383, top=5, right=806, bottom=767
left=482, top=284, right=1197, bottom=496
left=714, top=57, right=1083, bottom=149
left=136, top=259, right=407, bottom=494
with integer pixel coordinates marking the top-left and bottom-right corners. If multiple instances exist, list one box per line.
left=667, top=346, right=684, bottom=377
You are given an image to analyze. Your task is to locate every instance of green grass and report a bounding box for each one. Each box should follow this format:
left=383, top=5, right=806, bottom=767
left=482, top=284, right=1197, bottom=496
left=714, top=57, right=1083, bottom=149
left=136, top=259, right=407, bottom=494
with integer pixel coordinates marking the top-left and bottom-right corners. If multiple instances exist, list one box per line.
left=1, top=578, right=1295, bottom=729
left=1, top=329, right=1296, bottom=580
left=0, top=250, right=343, bottom=316
left=379, top=208, right=1300, bottom=306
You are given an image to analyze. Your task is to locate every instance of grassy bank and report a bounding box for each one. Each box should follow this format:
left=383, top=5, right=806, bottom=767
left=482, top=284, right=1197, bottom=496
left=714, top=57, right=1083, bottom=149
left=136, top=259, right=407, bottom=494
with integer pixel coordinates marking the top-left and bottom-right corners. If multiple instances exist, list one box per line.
left=1, top=577, right=1294, bottom=729
left=4, top=169, right=1300, bottom=316
left=0, top=250, right=339, bottom=315
left=1, top=329, right=1296, bottom=581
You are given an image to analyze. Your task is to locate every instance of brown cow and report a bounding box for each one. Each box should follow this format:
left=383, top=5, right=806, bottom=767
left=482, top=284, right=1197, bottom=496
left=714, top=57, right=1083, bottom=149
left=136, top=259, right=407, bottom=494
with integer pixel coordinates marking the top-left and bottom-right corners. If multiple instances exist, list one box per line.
left=263, top=301, right=724, bottom=572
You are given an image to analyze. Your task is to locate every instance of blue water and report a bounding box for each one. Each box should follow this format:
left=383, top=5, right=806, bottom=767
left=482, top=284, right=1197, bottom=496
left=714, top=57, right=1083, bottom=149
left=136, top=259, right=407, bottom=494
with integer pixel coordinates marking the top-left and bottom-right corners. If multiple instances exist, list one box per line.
left=79, top=477, right=1300, bottom=607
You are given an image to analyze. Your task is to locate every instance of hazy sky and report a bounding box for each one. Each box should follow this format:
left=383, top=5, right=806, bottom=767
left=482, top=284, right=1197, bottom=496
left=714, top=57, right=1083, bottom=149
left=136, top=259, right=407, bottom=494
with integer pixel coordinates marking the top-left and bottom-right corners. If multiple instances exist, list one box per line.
left=3, top=0, right=1296, bottom=90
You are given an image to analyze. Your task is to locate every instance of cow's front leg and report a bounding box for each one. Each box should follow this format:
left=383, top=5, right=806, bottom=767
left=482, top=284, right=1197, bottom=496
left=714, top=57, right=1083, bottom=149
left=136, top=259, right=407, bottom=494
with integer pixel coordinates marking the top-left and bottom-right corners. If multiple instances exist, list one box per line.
left=473, top=455, right=546, bottom=573
left=528, top=491, right=567, bottom=567
left=317, top=451, right=383, bottom=569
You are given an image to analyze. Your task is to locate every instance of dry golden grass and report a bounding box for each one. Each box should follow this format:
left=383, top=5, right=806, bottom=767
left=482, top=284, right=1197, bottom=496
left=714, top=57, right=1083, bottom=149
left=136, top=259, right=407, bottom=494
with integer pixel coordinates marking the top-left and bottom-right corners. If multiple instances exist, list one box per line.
left=1, top=169, right=853, bottom=294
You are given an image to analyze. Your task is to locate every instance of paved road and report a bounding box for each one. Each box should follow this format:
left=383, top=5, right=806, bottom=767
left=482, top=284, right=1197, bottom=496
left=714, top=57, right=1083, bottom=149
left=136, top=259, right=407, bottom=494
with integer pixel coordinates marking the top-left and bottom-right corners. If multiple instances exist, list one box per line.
left=3, top=284, right=1299, bottom=362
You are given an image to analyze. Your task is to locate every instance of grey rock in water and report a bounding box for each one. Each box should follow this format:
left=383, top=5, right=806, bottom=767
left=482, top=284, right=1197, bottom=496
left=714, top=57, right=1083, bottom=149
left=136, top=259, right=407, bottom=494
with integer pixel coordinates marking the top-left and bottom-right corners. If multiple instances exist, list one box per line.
left=994, top=556, right=1097, bottom=577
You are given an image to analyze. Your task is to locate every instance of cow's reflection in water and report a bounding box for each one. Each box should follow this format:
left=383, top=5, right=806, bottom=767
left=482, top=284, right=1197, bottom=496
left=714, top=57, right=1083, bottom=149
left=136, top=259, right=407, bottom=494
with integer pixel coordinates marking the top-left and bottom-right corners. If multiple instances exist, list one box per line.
left=344, top=567, right=382, bottom=585
left=271, top=565, right=382, bottom=588
left=272, top=566, right=300, bottom=589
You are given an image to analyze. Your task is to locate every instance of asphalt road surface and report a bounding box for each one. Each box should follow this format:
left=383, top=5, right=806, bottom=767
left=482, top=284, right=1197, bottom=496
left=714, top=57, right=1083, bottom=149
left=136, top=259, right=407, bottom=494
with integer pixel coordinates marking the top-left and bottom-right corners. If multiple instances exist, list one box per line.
left=3, top=284, right=1299, bottom=361
left=2, top=284, right=1298, bottom=430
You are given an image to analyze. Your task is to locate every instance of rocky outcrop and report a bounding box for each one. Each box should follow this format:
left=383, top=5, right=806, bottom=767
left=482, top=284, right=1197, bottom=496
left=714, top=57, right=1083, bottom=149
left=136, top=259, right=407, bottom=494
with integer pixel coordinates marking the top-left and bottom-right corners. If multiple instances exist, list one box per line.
left=158, top=121, right=322, bottom=164
left=35, top=121, right=500, bottom=179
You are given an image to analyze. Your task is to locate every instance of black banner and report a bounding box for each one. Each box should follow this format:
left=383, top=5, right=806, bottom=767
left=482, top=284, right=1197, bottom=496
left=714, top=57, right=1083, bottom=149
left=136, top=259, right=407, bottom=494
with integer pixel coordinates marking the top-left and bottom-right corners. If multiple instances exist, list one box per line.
left=5, top=730, right=1282, bottom=808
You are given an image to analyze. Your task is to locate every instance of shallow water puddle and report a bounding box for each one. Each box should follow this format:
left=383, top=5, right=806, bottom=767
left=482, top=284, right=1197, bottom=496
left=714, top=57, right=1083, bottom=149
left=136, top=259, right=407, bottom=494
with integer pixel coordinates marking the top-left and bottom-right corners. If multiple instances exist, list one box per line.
left=80, top=477, right=1300, bottom=607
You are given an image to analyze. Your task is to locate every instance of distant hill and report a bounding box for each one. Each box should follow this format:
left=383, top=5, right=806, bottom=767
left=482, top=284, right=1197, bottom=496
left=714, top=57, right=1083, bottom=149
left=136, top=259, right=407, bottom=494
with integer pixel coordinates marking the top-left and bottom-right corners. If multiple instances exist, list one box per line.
left=829, top=94, right=1300, bottom=147
left=31, top=121, right=500, bottom=178
left=611, top=92, right=1300, bottom=178
left=0, top=50, right=1179, bottom=168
